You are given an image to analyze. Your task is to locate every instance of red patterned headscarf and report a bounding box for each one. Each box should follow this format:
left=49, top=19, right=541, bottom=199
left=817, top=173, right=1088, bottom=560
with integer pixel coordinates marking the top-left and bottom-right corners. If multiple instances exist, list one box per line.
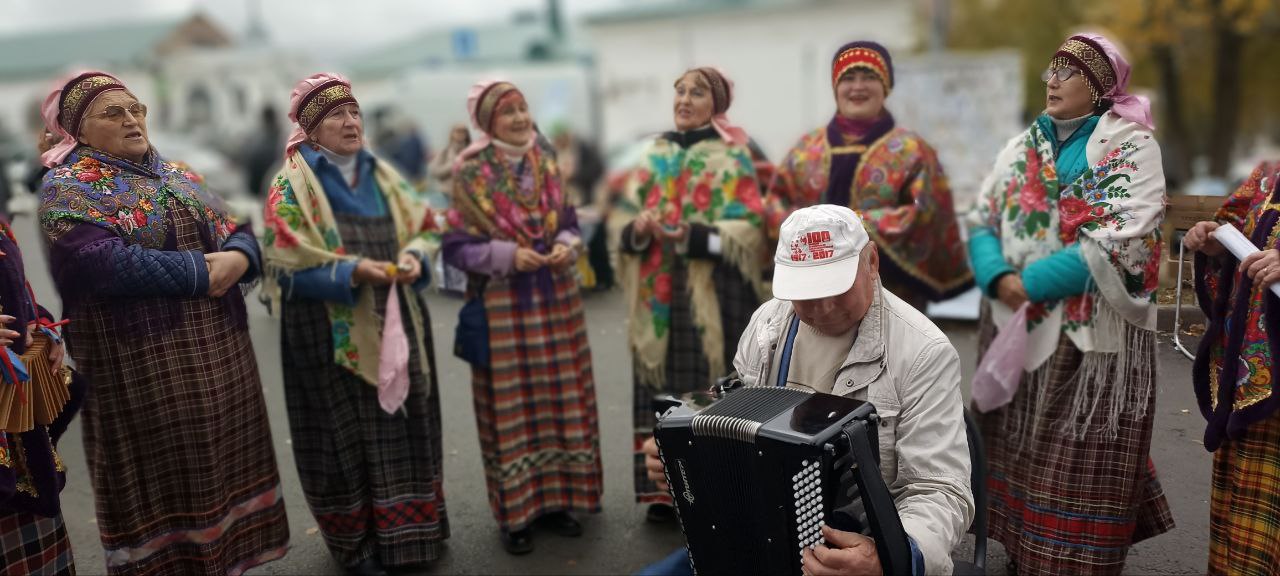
left=831, top=41, right=893, bottom=94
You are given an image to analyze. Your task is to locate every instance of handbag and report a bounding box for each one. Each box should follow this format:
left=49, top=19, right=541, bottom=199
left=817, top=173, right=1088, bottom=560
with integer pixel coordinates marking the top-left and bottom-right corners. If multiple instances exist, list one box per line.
left=453, top=296, right=491, bottom=367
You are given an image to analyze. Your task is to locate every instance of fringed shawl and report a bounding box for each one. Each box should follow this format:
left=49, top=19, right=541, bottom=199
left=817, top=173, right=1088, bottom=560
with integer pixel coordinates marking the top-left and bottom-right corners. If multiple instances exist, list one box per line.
left=261, top=148, right=436, bottom=387
left=39, top=146, right=246, bottom=332
left=446, top=144, right=575, bottom=306
left=615, top=135, right=767, bottom=387
left=449, top=144, right=566, bottom=248
left=970, top=111, right=1165, bottom=437
left=41, top=147, right=237, bottom=249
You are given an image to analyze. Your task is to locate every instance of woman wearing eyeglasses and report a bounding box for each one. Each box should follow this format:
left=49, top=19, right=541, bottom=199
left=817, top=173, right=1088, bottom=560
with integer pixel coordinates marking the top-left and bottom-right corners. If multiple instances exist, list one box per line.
left=36, top=71, right=289, bottom=575
left=966, top=34, right=1173, bottom=574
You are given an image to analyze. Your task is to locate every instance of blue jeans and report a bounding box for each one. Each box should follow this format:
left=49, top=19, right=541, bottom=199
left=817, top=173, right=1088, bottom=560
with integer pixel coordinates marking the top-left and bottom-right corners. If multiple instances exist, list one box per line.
left=635, top=548, right=692, bottom=576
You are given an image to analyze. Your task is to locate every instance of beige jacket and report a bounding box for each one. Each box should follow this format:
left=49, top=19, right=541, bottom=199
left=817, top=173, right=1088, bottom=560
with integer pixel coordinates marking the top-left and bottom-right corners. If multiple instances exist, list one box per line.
left=733, top=285, right=974, bottom=575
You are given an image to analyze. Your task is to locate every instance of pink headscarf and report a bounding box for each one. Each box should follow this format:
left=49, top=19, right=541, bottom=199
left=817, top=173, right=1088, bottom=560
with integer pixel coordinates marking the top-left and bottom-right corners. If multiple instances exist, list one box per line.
left=453, top=78, right=518, bottom=172
left=40, top=69, right=125, bottom=167
left=1076, top=33, right=1155, bottom=131
left=285, top=72, right=356, bottom=157
left=686, top=67, right=748, bottom=146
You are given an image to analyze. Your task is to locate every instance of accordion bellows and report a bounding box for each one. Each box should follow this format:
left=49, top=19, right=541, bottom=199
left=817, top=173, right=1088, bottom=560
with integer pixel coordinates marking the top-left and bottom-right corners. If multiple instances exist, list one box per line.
left=655, top=386, right=912, bottom=576
left=0, top=332, right=72, bottom=433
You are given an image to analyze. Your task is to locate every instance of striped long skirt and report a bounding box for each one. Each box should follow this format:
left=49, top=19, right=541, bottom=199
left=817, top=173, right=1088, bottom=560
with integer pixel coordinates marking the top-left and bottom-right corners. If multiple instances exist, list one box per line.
left=974, top=310, right=1174, bottom=575
left=470, top=269, right=603, bottom=532
left=1209, top=410, right=1280, bottom=575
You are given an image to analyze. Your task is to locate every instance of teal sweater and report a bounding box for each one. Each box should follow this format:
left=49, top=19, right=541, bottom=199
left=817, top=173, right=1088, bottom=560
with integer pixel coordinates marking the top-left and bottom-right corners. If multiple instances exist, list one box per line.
left=969, top=114, right=1097, bottom=302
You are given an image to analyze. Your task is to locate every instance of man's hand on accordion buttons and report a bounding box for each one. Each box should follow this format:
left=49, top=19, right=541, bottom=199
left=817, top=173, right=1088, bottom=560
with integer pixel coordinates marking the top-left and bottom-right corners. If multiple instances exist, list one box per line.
left=641, top=436, right=669, bottom=491
left=801, top=525, right=881, bottom=576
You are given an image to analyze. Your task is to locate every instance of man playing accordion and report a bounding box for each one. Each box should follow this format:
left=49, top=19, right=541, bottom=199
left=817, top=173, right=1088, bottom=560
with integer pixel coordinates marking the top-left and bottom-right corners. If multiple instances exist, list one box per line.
left=642, top=205, right=973, bottom=575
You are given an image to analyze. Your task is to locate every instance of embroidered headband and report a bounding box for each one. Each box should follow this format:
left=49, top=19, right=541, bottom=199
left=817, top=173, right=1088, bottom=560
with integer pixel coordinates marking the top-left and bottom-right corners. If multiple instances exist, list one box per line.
left=474, top=82, right=523, bottom=134
left=686, top=67, right=732, bottom=115
left=58, top=72, right=127, bottom=137
left=295, top=79, right=357, bottom=133
left=832, top=41, right=893, bottom=92
left=1051, top=35, right=1117, bottom=105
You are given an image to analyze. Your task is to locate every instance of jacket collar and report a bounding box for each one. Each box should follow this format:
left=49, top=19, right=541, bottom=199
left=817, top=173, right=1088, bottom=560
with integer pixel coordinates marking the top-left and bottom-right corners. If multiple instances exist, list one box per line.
left=775, top=281, right=886, bottom=367
left=845, top=283, right=886, bottom=366
left=661, top=125, right=720, bottom=149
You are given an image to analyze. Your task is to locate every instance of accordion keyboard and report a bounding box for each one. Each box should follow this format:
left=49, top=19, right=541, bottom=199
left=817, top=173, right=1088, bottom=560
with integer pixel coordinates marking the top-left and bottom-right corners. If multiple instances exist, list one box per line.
left=792, top=459, right=826, bottom=555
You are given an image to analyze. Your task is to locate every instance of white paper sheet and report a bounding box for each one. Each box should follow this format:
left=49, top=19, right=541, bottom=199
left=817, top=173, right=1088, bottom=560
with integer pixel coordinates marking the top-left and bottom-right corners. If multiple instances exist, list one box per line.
left=1212, top=223, right=1280, bottom=298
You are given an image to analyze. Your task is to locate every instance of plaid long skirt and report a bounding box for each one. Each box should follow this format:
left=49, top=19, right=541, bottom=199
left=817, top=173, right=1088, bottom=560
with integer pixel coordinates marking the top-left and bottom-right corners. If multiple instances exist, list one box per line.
left=974, top=310, right=1174, bottom=576
left=633, top=262, right=760, bottom=505
left=1208, top=410, right=1280, bottom=575
left=471, top=269, right=603, bottom=532
left=67, top=208, right=288, bottom=576
left=0, top=511, right=73, bottom=575
left=281, top=212, right=449, bottom=568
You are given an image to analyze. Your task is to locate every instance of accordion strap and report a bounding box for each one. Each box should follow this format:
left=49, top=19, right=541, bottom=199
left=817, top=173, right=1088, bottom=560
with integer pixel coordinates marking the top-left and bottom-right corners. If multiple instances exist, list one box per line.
left=774, top=315, right=801, bottom=388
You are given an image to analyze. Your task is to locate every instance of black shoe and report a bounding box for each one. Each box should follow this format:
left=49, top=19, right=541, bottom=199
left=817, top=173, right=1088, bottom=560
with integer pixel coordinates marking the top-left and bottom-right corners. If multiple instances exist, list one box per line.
left=646, top=503, right=677, bottom=524
left=536, top=511, right=584, bottom=537
left=500, top=528, right=534, bottom=555
left=347, top=557, right=389, bottom=576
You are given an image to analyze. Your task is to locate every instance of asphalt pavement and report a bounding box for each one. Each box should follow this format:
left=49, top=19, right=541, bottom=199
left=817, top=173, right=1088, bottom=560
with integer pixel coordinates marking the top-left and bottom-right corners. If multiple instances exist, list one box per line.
left=6, top=213, right=1214, bottom=575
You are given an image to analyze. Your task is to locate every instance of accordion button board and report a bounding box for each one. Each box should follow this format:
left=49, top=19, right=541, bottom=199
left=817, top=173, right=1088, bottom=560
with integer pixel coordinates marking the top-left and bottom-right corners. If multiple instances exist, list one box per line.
left=654, top=386, right=913, bottom=576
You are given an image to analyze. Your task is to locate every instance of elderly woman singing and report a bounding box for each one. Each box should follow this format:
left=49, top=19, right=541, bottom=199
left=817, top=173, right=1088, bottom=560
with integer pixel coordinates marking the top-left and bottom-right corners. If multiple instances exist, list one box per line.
left=966, top=34, right=1174, bottom=574
left=443, top=80, right=603, bottom=555
left=38, top=71, right=288, bottom=575
left=261, top=73, right=447, bottom=576
left=616, top=67, right=768, bottom=523
left=766, top=41, right=972, bottom=310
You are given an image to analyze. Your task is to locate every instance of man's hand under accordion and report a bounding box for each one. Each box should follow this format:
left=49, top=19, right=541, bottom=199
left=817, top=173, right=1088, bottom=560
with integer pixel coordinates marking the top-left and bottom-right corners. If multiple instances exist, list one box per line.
left=801, top=526, right=881, bottom=576
left=641, top=436, right=668, bottom=491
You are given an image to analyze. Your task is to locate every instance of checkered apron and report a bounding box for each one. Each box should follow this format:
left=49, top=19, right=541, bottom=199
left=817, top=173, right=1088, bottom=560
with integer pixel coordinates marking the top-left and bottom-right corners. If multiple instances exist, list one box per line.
left=1208, top=410, right=1280, bottom=575
left=974, top=304, right=1174, bottom=575
left=0, top=511, right=73, bottom=575
left=281, top=212, right=449, bottom=568
left=469, top=266, right=603, bottom=532
left=68, top=207, right=289, bottom=576
left=632, top=261, right=760, bottom=504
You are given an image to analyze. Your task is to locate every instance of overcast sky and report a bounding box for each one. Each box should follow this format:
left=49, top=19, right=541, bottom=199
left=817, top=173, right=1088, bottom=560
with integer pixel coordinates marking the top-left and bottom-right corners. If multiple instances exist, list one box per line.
left=0, top=0, right=630, bottom=55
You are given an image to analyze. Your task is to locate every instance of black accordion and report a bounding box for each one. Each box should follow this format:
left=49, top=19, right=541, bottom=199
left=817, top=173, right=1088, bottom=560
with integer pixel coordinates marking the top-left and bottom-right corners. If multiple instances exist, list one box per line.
left=654, top=385, right=912, bottom=576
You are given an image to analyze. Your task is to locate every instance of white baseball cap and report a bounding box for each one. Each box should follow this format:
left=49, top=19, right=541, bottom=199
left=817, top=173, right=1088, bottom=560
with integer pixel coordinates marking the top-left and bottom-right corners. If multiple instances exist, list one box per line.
left=772, top=205, right=869, bottom=301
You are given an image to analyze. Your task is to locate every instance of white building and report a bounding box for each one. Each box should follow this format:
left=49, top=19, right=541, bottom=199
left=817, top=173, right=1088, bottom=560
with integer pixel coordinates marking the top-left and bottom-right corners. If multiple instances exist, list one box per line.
left=0, top=13, right=315, bottom=162
left=0, top=14, right=234, bottom=144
